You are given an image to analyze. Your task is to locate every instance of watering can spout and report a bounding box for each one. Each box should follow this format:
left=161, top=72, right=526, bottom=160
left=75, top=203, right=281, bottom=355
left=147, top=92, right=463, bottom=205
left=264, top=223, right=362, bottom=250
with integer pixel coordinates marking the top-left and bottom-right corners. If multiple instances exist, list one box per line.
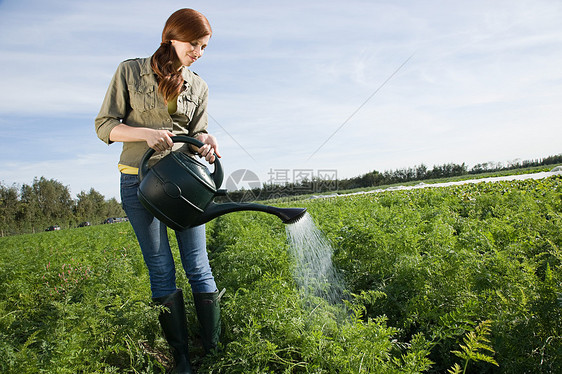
left=192, top=201, right=307, bottom=227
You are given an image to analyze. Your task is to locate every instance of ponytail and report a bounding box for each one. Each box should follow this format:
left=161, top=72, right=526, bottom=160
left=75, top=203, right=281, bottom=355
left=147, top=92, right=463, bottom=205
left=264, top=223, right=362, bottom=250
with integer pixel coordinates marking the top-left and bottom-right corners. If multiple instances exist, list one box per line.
left=151, top=41, right=183, bottom=102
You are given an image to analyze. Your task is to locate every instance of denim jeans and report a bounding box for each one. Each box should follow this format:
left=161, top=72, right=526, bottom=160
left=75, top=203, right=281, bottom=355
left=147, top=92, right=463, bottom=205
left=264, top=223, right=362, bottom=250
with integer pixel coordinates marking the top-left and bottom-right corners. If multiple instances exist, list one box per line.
left=120, top=173, right=217, bottom=298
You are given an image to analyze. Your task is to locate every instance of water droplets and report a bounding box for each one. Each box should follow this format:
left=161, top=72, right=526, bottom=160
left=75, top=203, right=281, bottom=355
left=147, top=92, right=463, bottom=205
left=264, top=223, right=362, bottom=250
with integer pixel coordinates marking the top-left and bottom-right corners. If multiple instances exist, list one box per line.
left=285, top=213, right=346, bottom=304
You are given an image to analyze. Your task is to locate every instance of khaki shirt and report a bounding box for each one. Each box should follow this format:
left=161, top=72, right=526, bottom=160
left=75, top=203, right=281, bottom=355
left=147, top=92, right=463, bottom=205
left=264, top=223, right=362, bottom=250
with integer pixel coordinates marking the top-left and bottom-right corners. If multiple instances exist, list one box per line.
left=95, top=57, right=209, bottom=169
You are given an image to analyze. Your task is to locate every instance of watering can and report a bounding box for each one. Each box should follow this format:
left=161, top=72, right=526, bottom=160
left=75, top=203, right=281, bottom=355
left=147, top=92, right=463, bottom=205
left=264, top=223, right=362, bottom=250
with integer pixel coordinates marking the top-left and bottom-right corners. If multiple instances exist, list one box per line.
left=137, top=135, right=306, bottom=231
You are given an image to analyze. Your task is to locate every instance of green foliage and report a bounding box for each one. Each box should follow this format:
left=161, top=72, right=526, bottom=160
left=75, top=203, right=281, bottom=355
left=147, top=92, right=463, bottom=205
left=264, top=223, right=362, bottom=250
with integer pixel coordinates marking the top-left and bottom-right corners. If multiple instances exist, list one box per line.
left=1, top=176, right=561, bottom=372
left=75, top=188, right=123, bottom=224
left=0, top=223, right=165, bottom=373
left=204, top=213, right=433, bottom=373
left=297, top=177, right=562, bottom=372
left=449, top=320, right=498, bottom=373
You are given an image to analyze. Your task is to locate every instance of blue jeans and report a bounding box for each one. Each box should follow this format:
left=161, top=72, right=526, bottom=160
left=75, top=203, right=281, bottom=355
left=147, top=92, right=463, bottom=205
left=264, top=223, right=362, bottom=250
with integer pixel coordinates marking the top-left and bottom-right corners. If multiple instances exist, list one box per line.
left=120, top=173, right=217, bottom=298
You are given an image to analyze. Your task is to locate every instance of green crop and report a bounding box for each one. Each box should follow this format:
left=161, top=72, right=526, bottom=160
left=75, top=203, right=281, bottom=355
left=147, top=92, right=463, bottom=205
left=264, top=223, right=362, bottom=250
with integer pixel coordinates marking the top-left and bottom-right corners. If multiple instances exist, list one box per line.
left=1, top=176, right=561, bottom=372
left=0, top=224, right=168, bottom=373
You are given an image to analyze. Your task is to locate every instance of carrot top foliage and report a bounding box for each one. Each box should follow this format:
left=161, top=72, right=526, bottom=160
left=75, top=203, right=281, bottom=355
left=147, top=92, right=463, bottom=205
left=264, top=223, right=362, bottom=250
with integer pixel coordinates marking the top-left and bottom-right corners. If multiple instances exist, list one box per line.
left=1, top=176, right=561, bottom=373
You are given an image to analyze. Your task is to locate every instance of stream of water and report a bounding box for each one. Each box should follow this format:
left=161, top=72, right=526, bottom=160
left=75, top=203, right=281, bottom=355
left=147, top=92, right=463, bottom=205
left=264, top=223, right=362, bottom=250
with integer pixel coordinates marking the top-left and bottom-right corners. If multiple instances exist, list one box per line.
left=285, top=212, right=346, bottom=305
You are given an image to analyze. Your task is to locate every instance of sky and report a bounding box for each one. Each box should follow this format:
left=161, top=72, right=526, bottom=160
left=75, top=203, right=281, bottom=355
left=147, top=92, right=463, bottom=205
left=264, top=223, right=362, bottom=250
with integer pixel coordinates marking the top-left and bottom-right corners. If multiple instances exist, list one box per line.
left=1, top=0, right=561, bottom=201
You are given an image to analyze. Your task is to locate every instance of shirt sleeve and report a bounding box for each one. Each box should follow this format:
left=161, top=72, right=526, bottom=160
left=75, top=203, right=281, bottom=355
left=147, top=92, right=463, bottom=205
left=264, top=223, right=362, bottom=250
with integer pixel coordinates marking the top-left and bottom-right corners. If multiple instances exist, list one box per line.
left=94, top=62, right=130, bottom=145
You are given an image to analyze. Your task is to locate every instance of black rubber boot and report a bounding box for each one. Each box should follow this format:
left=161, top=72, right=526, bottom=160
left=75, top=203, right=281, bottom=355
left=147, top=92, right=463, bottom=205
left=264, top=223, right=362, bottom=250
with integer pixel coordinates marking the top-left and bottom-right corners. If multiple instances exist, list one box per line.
left=193, top=289, right=224, bottom=354
left=153, top=289, right=194, bottom=374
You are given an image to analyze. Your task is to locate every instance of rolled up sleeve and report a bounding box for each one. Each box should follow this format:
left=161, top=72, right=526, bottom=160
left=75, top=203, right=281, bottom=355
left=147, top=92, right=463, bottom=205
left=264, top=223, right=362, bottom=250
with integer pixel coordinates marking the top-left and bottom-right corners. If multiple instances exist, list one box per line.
left=95, top=62, right=129, bottom=145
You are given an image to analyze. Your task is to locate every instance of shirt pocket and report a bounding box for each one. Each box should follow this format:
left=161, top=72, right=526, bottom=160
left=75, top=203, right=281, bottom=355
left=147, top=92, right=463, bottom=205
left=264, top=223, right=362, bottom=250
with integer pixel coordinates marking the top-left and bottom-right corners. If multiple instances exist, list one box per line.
left=129, top=84, right=157, bottom=112
left=176, top=94, right=199, bottom=120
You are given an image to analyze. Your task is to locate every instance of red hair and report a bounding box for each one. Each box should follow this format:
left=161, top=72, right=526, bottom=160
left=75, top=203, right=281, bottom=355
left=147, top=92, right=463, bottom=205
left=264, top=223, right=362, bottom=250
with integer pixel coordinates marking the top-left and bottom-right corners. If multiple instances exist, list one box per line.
left=151, top=9, right=212, bottom=101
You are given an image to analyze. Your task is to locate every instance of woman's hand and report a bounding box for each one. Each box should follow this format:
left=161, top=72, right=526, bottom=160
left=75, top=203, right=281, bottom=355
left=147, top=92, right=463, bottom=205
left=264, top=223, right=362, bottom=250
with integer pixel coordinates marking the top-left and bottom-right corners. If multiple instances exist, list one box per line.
left=195, top=133, right=221, bottom=163
left=109, top=125, right=174, bottom=153
left=145, top=129, right=175, bottom=152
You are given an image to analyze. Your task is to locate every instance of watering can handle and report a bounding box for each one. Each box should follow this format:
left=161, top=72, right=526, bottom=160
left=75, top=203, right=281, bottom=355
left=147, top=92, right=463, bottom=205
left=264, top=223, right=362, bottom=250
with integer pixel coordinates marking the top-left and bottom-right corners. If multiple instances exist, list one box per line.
left=138, top=135, right=224, bottom=188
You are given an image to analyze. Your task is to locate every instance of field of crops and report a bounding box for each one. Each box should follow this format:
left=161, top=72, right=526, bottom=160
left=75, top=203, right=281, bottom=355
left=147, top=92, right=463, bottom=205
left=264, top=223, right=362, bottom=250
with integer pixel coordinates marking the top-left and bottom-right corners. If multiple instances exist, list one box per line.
left=1, top=176, right=561, bottom=373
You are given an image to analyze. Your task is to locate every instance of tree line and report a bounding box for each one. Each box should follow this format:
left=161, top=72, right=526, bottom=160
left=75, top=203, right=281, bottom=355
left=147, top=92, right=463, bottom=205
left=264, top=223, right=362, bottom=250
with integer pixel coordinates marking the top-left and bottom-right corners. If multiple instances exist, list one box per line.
left=340, top=154, right=562, bottom=190
left=3, top=154, right=561, bottom=235
left=223, top=154, right=562, bottom=202
left=0, top=177, right=124, bottom=236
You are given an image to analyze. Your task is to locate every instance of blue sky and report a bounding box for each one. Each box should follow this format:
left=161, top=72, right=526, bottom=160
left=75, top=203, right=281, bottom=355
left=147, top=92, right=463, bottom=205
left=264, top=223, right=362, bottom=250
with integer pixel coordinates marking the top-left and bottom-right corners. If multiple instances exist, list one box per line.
left=1, top=0, right=561, bottom=201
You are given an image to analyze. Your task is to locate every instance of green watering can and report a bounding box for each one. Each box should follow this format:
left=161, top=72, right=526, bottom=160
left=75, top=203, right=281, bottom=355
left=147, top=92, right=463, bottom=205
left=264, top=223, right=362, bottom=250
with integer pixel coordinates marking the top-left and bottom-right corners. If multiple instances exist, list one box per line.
left=137, top=135, right=306, bottom=230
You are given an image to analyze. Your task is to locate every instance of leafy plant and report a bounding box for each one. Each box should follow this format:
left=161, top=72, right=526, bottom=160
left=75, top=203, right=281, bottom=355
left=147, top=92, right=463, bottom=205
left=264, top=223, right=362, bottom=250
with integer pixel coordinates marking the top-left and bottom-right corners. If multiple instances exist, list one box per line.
left=448, top=320, right=498, bottom=373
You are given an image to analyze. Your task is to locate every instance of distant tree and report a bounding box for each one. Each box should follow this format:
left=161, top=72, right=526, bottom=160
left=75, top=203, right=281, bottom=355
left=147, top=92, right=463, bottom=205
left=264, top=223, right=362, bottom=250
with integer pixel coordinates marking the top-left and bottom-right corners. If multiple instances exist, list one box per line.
left=19, top=177, right=73, bottom=231
left=0, top=183, right=19, bottom=236
left=37, top=177, right=73, bottom=227
left=470, top=162, right=490, bottom=174
left=415, top=164, right=428, bottom=180
left=75, top=188, right=106, bottom=224
left=19, top=183, right=43, bottom=233
left=359, top=170, right=384, bottom=187
left=102, top=197, right=125, bottom=222
left=541, top=154, right=562, bottom=165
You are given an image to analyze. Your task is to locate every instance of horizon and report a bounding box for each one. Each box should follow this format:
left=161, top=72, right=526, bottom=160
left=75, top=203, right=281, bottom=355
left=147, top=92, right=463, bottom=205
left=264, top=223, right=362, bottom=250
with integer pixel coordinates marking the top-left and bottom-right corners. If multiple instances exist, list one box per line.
left=3, top=151, right=560, bottom=200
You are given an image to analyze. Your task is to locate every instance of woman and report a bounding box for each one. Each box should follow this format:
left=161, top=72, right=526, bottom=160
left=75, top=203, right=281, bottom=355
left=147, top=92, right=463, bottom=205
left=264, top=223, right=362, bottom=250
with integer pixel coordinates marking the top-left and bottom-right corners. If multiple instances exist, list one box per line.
left=95, top=8, right=220, bottom=373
